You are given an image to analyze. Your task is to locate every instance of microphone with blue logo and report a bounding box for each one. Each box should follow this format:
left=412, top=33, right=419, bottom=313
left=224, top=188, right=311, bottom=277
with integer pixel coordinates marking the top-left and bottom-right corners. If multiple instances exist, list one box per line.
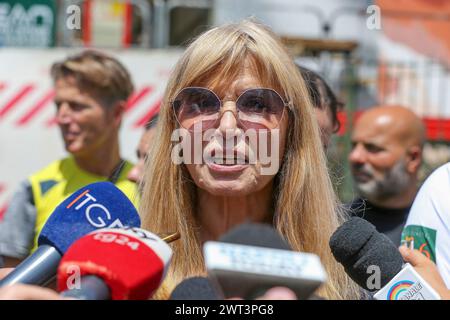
left=0, top=182, right=140, bottom=287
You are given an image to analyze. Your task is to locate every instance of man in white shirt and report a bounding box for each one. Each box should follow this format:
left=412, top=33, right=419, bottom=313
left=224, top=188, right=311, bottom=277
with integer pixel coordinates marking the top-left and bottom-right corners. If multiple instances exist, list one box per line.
left=402, top=162, right=450, bottom=287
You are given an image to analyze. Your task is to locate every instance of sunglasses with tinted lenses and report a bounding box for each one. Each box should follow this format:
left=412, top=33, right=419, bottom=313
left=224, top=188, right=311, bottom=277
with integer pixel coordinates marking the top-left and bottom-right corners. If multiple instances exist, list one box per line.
left=172, top=87, right=290, bottom=131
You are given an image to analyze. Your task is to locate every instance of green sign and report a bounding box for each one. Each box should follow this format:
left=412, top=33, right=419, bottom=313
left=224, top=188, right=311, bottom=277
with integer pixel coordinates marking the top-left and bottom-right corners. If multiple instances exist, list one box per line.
left=401, top=225, right=437, bottom=263
left=0, top=0, right=56, bottom=47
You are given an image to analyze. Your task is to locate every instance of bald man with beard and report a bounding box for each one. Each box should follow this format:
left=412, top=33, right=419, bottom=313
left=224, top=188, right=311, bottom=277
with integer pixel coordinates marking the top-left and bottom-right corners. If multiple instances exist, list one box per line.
left=348, top=105, right=425, bottom=246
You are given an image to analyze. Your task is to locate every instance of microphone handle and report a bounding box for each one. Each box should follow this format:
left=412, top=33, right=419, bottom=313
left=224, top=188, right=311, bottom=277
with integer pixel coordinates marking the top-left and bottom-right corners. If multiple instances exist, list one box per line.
left=60, top=275, right=111, bottom=300
left=0, top=245, right=61, bottom=287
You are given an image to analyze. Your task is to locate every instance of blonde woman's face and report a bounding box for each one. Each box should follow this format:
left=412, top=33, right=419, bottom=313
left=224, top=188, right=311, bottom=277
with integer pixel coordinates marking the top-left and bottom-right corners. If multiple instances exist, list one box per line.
left=182, top=65, right=289, bottom=196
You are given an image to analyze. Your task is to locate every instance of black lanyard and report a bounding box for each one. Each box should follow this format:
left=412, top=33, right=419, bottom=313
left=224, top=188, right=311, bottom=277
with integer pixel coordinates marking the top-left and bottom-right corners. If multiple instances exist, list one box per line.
left=107, top=159, right=126, bottom=184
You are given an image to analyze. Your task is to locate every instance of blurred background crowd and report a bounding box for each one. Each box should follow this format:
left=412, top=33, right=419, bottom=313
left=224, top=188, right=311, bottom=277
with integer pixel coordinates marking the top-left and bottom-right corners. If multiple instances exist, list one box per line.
left=1, top=0, right=450, bottom=210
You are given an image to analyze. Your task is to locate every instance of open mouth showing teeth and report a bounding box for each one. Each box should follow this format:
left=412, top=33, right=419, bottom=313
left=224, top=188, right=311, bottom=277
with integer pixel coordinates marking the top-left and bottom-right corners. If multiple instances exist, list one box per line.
left=208, top=150, right=249, bottom=165
left=211, top=158, right=249, bottom=165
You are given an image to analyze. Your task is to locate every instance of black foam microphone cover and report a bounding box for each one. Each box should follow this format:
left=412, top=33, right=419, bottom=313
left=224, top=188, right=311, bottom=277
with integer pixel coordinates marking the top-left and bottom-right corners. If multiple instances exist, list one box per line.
left=330, top=217, right=404, bottom=291
left=170, top=276, right=222, bottom=300
left=329, top=217, right=376, bottom=264
left=219, top=223, right=291, bottom=250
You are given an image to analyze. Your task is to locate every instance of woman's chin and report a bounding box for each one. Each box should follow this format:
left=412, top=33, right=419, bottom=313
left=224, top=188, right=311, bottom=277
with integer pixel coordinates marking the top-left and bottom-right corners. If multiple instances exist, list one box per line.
left=199, top=179, right=256, bottom=196
left=187, top=164, right=267, bottom=196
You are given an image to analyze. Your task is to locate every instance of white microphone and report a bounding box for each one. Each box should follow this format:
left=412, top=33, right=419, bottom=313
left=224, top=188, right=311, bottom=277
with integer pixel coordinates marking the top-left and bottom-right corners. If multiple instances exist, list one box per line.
left=203, top=223, right=327, bottom=299
left=374, top=263, right=440, bottom=300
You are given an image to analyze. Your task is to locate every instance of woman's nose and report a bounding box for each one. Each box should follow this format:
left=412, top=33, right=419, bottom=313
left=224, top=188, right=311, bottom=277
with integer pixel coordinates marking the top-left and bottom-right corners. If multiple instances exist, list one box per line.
left=217, top=102, right=239, bottom=135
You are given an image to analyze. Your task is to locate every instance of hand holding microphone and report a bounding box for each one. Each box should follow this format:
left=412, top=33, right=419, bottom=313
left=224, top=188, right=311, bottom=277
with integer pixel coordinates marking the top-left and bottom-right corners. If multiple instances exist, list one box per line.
left=0, top=268, right=12, bottom=279
left=0, top=268, right=63, bottom=300
left=399, top=246, right=450, bottom=300
left=330, top=217, right=442, bottom=300
left=0, top=284, right=63, bottom=300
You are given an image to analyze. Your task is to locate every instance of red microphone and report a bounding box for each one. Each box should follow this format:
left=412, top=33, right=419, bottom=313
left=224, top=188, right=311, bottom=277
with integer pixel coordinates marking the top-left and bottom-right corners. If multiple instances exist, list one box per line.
left=57, top=227, right=173, bottom=300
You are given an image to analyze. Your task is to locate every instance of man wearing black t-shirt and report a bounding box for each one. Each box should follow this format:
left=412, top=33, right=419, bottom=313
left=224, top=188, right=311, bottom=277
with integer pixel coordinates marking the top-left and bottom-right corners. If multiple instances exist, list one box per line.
left=348, top=105, right=425, bottom=246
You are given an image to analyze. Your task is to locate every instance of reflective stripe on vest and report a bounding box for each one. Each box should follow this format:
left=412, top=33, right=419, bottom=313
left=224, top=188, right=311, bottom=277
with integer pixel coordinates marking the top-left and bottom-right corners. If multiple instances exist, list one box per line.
left=28, top=157, right=139, bottom=253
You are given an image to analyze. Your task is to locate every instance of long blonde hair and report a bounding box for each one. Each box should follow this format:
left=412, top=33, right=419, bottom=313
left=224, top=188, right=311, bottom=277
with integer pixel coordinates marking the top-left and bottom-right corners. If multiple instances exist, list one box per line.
left=140, top=20, right=361, bottom=300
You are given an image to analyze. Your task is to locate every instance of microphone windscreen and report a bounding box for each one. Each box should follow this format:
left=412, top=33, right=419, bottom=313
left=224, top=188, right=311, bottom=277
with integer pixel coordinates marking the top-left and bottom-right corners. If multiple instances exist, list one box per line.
left=170, top=277, right=222, bottom=300
left=330, top=217, right=403, bottom=291
left=329, top=217, right=376, bottom=265
left=58, top=227, right=172, bottom=300
left=219, top=223, right=291, bottom=250
left=348, top=232, right=403, bottom=290
left=39, top=181, right=140, bottom=254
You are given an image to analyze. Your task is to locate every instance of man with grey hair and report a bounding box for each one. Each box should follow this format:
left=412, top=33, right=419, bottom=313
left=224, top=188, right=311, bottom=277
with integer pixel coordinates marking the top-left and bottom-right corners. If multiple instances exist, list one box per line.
left=348, top=105, right=425, bottom=246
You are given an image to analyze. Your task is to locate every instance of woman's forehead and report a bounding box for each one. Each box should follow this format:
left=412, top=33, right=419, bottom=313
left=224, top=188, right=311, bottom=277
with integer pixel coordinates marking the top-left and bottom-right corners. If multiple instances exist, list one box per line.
left=191, top=63, right=280, bottom=98
left=211, top=72, right=264, bottom=96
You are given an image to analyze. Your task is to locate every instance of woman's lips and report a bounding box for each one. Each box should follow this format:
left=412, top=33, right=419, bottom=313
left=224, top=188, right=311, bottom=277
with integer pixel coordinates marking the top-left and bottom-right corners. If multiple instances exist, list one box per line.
left=206, top=162, right=249, bottom=173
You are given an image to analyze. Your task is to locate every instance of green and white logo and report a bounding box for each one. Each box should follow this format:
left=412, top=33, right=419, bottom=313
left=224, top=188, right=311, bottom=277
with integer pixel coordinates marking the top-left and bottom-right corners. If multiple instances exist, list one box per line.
left=401, top=225, right=437, bottom=263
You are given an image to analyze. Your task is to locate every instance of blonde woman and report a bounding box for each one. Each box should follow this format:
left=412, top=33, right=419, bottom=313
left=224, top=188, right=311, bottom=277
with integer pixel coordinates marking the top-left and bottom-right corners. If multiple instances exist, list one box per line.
left=140, top=20, right=361, bottom=300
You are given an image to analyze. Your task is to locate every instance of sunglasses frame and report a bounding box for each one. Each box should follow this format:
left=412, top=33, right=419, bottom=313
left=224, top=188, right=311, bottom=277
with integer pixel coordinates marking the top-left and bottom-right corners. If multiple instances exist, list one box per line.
left=171, top=86, right=291, bottom=131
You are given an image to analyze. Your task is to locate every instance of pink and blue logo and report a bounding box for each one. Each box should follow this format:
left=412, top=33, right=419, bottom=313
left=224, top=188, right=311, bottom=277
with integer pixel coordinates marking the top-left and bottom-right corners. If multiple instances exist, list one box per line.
left=387, top=280, right=414, bottom=300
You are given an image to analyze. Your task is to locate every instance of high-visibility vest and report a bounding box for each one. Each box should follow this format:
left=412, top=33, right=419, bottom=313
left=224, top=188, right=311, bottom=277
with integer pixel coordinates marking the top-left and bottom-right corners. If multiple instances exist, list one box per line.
left=28, top=157, right=139, bottom=253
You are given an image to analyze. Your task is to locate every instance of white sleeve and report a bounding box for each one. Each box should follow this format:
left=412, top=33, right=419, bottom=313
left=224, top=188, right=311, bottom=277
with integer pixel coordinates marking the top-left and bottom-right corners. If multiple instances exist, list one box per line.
left=402, top=162, right=450, bottom=288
